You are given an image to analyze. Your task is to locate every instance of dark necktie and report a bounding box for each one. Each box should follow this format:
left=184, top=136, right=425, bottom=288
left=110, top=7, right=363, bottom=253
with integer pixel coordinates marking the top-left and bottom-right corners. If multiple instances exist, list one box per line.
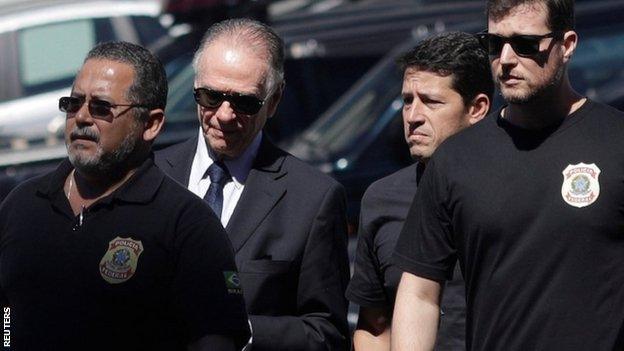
left=203, top=161, right=230, bottom=218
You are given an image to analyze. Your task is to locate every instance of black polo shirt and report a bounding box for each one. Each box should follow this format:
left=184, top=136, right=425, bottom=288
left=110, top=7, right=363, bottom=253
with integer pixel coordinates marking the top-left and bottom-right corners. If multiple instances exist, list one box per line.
left=394, top=100, right=624, bottom=350
left=0, top=157, right=249, bottom=351
left=347, top=163, right=466, bottom=350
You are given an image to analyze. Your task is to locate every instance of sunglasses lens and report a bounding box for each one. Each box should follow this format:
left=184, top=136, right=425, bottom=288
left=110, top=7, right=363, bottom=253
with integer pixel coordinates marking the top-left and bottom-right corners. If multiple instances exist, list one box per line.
left=59, top=97, right=82, bottom=113
left=512, top=36, right=540, bottom=56
left=88, top=100, right=114, bottom=117
left=481, top=33, right=545, bottom=57
left=194, top=88, right=263, bottom=114
left=231, top=95, right=263, bottom=115
left=195, top=88, right=224, bottom=108
left=490, top=36, right=505, bottom=56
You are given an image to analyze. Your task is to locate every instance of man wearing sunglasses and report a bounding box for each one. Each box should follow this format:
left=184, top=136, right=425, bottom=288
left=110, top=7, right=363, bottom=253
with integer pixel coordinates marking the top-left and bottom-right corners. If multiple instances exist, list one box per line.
left=156, top=19, right=350, bottom=351
left=0, top=41, right=250, bottom=350
left=393, top=1, right=624, bottom=350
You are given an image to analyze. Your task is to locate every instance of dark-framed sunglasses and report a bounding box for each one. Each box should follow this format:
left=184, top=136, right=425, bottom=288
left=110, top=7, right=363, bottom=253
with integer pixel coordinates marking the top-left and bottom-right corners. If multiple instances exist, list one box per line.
left=475, top=31, right=563, bottom=57
left=59, top=96, right=149, bottom=119
left=193, top=87, right=269, bottom=115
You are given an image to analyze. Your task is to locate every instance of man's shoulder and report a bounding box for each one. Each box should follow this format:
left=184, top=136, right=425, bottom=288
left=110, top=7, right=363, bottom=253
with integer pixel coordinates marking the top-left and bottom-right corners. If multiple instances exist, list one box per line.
left=583, top=99, right=624, bottom=125
left=273, top=147, right=343, bottom=191
left=1, top=164, right=62, bottom=204
left=432, top=111, right=500, bottom=164
left=154, top=137, right=197, bottom=164
left=363, top=164, right=418, bottom=204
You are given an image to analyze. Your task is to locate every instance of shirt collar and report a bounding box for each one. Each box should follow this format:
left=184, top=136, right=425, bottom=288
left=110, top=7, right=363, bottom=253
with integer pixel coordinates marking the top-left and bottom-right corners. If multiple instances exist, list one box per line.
left=37, top=155, right=164, bottom=205
left=195, top=128, right=262, bottom=188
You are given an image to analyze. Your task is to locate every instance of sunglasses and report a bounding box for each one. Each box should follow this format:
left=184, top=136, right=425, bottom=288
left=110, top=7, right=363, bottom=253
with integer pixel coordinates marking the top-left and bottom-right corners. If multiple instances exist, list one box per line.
left=193, top=88, right=268, bottom=115
left=59, top=96, right=149, bottom=119
left=475, top=31, right=563, bottom=57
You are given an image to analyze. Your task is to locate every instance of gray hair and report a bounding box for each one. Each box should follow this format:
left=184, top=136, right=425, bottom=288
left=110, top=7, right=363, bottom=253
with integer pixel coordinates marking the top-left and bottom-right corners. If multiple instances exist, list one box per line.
left=192, top=18, right=285, bottom=94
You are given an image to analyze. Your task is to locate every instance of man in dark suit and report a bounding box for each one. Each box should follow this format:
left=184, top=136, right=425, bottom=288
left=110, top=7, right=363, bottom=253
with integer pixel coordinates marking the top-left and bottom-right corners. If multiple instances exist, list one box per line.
left=346, top=32, right=493, bottom=350
left=155, top=18, right=350, bottom=351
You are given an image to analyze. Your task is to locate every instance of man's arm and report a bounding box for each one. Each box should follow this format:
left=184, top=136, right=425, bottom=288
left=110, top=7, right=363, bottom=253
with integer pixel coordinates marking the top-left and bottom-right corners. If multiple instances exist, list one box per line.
left=354, top=306, right=392, bottom=351
left=391, top=272, right=441, bottom=351
left=249, top=183, right=350, bottom=350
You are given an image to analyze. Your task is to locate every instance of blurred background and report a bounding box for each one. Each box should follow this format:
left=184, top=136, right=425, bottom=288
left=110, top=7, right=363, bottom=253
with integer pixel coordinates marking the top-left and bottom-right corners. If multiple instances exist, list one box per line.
left=1, top=0, right=624, bottom=328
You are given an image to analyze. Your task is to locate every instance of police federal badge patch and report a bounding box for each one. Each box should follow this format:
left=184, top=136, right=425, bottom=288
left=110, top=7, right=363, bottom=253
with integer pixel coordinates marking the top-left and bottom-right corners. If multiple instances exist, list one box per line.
left=561, top=163, right=601, bottom=208
left=99, top=237, right=144, bottom=284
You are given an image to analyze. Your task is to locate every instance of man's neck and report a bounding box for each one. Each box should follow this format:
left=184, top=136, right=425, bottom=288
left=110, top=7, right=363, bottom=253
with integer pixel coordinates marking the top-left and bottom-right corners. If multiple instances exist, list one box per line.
left=65, top=161, right=140, bottom=215
left=503, top=86, right=585, bottom=130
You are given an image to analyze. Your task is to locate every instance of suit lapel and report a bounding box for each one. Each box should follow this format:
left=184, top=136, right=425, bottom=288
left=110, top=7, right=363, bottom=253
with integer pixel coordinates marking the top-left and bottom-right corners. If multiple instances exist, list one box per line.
left=226, top=138, right=287, bottom=252
left=163, top=137, right=197, bottom=186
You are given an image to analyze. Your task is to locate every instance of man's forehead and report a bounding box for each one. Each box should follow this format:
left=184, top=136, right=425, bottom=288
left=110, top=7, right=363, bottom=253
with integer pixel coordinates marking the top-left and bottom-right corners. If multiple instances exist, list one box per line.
left=488, top=2, right=549, bottom=32
left=72, top=58, right=135, bottom=95
left=402, top=68, right=453, bottom=91
left=195, top=41, right=271, bottom=94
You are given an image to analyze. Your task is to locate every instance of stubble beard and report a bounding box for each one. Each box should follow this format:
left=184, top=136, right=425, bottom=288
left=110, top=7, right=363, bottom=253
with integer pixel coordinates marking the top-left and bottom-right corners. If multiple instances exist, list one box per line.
left=67, top=121, right=142, bottom=178
left=497, top=60, right=566, bottom=106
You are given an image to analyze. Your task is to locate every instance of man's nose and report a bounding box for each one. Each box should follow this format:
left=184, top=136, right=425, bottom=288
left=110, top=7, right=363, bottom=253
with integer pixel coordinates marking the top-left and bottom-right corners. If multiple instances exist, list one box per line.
left=405, top=100, right=426, bottom=124
left=214, top=101, right=237, bottom=123
left=74, top=101, right=94, bottom=125
left=499, top=42, right=519, bottom=65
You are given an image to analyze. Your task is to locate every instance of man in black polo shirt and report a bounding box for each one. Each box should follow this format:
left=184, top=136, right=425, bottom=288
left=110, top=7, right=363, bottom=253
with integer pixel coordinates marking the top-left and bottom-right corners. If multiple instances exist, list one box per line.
left=346, top=32, right=492, bottom=350
left=0, top=42, right=249, bottom=351
left=392, top=1, right=624, bottom=350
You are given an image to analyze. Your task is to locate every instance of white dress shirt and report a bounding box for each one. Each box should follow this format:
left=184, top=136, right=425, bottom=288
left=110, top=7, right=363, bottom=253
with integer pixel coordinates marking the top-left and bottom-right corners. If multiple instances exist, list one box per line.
left=188, top=128, right=262, bottom=227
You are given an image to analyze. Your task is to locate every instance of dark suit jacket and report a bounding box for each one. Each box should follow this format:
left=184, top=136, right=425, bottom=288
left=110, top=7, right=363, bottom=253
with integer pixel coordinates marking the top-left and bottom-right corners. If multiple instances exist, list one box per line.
left=155, top=136, right=350, bottom=351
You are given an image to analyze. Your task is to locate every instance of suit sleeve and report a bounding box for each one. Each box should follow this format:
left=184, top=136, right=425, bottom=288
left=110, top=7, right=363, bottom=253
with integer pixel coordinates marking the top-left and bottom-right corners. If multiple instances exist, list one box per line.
left=249, top=183, right=350, bottom=351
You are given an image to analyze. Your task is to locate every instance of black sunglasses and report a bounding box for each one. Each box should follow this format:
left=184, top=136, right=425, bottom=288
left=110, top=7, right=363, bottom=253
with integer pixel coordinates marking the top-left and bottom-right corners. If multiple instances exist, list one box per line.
left=59, top=96, right=149, bottom=119
left=193, top=88, right=268, bottom=115
left=475, top=31, right=563, bottom=57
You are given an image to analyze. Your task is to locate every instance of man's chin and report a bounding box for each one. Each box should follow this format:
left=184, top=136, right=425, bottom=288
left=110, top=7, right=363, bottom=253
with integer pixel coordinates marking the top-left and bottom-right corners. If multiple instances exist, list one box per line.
left=409, top=146, right=431, bottom=162
left=208, top=141, right=241, bottom=159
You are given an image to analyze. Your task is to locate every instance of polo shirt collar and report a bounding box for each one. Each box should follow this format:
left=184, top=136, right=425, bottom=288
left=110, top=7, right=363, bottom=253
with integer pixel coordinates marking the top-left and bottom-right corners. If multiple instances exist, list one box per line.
left=37, top=155, right=164, bottom=205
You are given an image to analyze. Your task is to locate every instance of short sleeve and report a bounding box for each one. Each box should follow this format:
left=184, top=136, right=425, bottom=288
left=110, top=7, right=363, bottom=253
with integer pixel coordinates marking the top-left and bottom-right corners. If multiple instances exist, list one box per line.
left=346, top=201, right=389, bottom=307
left=393, top=158, right=457, bottom=282
left=172, top=214, right=250, bottom=344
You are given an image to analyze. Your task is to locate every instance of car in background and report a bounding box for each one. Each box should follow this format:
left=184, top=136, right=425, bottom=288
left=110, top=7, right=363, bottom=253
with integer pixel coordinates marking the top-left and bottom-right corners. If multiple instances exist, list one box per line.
left=0, top=0, right=170, bottom=160
left=284, top=0, right=624, bottom=226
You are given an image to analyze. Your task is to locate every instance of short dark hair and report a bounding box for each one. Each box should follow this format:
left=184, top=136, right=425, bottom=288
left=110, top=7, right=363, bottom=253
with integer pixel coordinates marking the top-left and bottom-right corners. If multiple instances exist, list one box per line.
left=397, top=31, right=494, bottom=105
left=487, top=0, right=575, bottom=32
left=193, top=18, right=285, bottom=92
left=84, top=41, right=168, bottom=117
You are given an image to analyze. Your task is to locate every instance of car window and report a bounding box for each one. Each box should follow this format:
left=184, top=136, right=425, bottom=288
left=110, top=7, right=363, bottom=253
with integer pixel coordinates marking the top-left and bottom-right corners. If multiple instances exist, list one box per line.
left=295, top=58, right=403, bottom=161
left=131, top=16, right=168, bottom=47
left=166, top=61, right=196, bottom=123
left=571, top=24, right=624, bottom=93
left=18, top=19, right=95, bottom=98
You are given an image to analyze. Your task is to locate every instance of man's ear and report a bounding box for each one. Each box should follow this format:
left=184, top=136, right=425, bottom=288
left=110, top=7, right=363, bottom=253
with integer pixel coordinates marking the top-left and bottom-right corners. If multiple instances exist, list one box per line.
left=561, top=30, right=578, bottom=64
left=143, top=108, right=165, bottom=142
left=466, top=93, right=490, bottom=125
left=266, top=80, right=285, bottom=118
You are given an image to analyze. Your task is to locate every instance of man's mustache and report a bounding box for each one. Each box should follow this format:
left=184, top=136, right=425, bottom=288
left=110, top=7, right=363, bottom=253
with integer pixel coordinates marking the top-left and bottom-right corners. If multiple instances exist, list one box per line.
left=70, top=126, right=100, bottom=142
